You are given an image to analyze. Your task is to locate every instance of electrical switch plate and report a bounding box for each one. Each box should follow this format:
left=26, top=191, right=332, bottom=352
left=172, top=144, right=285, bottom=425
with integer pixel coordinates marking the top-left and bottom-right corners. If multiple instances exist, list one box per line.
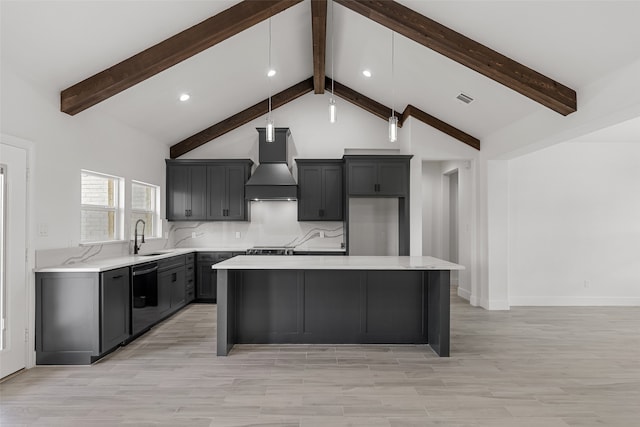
left=191, top=232, right=197, bottom=239
left=235, top=232, right=241, bottom=239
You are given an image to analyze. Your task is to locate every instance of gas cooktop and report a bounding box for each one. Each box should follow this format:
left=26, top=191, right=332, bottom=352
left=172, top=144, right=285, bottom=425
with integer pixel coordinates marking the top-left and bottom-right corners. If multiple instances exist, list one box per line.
left=246, top=246, right=295, bottom=255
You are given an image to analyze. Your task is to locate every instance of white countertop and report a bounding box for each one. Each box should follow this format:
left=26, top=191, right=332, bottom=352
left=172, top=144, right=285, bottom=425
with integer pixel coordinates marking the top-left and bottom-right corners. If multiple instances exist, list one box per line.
left=214, top=255, right=464, bottom=271
left=34, top=249, right=198, bottom=273
left=33, top=246, right=347, bottom=273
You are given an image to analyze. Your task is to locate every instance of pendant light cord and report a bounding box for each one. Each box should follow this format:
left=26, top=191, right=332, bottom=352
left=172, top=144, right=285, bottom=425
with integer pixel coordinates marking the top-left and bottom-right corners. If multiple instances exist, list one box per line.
left=391, top=31, right=395, bottom=118
left=331, top=0, right=335, bottom=97
left=268, top=17, right=272, bottom=117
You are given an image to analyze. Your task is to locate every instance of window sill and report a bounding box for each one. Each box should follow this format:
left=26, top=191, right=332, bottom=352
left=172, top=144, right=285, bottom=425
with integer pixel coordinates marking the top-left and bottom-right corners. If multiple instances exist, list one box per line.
left=79, top=239, right=127, bottom=247
left=80, top=237, right=166, bottom=247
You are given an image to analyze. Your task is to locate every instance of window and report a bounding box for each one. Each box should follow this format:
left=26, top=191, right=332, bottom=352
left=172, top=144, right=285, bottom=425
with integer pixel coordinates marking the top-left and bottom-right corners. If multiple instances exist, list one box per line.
left=0, top=165, right=6, bottom=349
left=131, top=181, right=160, bottom=239
left=81, top=170, right=123, bottom=243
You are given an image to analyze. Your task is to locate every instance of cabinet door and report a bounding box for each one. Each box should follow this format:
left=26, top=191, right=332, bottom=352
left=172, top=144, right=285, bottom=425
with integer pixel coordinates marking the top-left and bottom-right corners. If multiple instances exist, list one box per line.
left=322, top=165, right=343, bottom=220
left=170, top=268, right=186, bottom=310
left=378, top=161, right=408, bottom=196
left=157, top=270, right=173, bottom=317
left=166, top=165, right=190, bottom=220
left=298, top=166, right=323, bottom=220
left=100, top=267, right=130, bottom=352
left=226, top=165, right=247, bottom=220
left=189, top=165, right=207, bottom=220
left=196, top=262, right=216, bottom=301
left=348, top=162, right=378, bottom=196
left=167, top=165, right=207, bottom=220
left=207, top=165, right=226, bottom=220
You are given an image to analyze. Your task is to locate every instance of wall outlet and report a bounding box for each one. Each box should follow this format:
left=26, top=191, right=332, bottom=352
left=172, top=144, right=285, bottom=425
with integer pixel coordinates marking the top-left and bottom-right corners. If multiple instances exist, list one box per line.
left=38, top=223, right=49, bottom=237
left=583, top=280, right=590, bottom=288
left=191, top=232, right=197, bottom=239
left=235, top=232, right=241, bottom=239
left=164, top=232, right=169, bottom=239
left=319, top=231, right=325, bottom=238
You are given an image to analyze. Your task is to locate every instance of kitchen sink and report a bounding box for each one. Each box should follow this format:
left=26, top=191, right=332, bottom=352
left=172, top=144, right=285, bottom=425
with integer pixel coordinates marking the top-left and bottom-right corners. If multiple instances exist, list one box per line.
left=139, top=251, right=173, bottom=257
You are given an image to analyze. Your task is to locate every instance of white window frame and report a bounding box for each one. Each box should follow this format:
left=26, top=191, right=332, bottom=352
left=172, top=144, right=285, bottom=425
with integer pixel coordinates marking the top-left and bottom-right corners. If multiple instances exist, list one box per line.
left=80, top=170, right=124, bottom=244
left=130, top=180, right=161, bottom=239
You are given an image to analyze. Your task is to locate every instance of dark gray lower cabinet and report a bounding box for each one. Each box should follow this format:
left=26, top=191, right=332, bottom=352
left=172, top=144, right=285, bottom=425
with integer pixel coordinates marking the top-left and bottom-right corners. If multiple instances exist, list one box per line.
left=36, top=266, right=131, bottom=365
left=196, top=252, right=237, bottom=302
left=185, top=253, right=195, bottom=303
left=233, top=269, right=425, bottom=344
left=158, top=255, right=187, bottom=317
left=101, top=268, right=131, bottom=352
left=218, top=267, right=451, bottom=357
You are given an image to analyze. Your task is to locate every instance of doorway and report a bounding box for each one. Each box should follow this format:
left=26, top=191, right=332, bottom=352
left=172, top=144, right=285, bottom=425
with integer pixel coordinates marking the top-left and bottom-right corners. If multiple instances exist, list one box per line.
left=446, top=170, right=459, bottom=286
left=0, top=142, right=28, bottom=379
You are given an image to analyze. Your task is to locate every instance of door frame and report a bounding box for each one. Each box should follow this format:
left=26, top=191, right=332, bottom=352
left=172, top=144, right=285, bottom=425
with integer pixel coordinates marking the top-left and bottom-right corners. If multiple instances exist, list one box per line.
left=1, top=134, right=35, bottom=371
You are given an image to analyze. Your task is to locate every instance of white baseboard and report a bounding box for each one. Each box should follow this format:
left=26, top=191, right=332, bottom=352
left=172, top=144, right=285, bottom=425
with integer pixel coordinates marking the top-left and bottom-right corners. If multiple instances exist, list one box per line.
left=478, top=298, right=510, bottom=310
left=509, top=296, right=640, bottom=306
left=457, top=287, right=471, bottom=301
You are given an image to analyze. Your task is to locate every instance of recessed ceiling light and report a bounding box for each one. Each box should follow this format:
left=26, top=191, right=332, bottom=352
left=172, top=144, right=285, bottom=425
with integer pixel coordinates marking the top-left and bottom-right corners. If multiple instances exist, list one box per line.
left=179, top=93, right=190, bottom=102
left=267, top=69, right=276, bottom=77
left=362, top=70, right=372, bottom=78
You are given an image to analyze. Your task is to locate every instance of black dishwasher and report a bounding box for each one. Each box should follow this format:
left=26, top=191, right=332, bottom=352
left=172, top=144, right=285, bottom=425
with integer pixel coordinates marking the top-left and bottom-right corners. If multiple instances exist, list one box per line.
left=131, top=262, right=158, bottom=336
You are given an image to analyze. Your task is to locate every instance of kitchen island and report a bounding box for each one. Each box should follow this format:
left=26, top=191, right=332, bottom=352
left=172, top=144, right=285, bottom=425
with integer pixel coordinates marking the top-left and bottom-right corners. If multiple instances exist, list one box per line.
left=215, top=255, right=464, bottom=357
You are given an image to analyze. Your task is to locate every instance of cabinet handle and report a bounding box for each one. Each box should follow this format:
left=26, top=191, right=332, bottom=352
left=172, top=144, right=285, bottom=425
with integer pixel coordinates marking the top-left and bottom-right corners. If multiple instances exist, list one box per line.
left=111, top=275, right=123, bottom=279
left=172, top=272, right=177, bottom=282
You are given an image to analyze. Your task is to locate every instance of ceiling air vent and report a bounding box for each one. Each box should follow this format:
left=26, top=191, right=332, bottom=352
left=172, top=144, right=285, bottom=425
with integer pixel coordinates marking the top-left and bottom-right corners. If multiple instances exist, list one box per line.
left=456, top=93, right=474, bottom=104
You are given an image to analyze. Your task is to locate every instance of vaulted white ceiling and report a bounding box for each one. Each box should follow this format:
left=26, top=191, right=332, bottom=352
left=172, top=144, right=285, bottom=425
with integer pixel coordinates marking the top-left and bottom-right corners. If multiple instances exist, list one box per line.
left=2, top=0, right=640, bottom=150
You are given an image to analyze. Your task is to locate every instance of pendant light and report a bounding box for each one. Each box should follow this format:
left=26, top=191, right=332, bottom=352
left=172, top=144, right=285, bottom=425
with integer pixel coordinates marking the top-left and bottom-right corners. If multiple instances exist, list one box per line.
left=388, top=31, right=398, bottom=142
left=266, top=17, right=275, bottom=142
left=328, top=0, right=337, bottom=123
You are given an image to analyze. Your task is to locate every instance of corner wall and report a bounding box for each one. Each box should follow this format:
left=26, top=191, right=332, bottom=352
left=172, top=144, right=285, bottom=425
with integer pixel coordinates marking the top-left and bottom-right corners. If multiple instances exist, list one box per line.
left=508, top=141, right=640, bottom=306
left=0, top=68, right=170, bottom=258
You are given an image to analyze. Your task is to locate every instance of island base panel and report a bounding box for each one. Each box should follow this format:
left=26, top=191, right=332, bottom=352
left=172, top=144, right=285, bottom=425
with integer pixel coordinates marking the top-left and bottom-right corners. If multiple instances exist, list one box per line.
left=217, top=268, right=451, bottom=356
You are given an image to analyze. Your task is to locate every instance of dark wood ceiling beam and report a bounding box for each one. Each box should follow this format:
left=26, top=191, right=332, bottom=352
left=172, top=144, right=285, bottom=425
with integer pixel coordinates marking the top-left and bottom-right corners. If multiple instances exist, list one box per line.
left=325, top=76, right=399, bottom=124
left=334, top=0, right=577, bottom=116
left=326, top=77, right=478, bottom=149
left=401, top=105, right=480, bottom=150
left=61, top=0, right=304, bottom=115
left=170, top=78, right=314, bottom=158
left=311, top=0, right=328, bottom=94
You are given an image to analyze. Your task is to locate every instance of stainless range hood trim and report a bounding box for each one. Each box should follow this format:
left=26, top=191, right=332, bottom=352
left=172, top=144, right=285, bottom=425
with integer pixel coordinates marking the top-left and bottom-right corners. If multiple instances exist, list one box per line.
left=246, top=185, right=297, bottom=201
left=245, top=127, right=298, bottom=201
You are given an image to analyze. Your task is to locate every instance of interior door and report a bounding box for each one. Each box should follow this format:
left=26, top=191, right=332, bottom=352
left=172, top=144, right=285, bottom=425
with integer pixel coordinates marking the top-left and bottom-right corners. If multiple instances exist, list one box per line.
left=0, top=143, right=28, bottom=379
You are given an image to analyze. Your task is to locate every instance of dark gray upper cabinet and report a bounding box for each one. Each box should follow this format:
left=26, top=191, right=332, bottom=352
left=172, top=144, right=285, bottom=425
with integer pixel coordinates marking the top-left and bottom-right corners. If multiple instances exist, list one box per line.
left=166, top=159, right=252, bottom=221
left=296, top=159, right=344, bottom=221
left=344, top=156, right=411, bottom=197
left=166, top=163, right=207, bottom=220
left=207, top=163, right=251, bottom=220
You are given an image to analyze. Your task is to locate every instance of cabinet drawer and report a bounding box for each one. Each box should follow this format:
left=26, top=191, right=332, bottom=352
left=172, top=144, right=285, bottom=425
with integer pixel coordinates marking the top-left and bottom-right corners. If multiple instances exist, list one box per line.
left=158, top=255, right=185, bottom=272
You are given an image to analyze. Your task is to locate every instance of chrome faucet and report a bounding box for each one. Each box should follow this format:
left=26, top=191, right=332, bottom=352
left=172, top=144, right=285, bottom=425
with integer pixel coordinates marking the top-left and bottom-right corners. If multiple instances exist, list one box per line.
left=133, top=219, right=146, bottom=255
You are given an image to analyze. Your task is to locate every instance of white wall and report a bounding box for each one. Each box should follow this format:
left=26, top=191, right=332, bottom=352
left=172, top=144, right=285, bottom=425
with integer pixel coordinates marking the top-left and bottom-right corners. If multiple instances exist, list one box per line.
left=408, top=120, right=480, bottom=304
left=477, top=59, right=640, bottom=309
left=508, top=142, right=640, bottom=305
left=0, top=68, right=169, bottom=256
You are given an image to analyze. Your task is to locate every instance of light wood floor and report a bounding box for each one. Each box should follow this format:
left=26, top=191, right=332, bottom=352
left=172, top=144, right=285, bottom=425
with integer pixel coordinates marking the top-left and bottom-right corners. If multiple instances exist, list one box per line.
left=2, top=294, right=639, bottom=426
